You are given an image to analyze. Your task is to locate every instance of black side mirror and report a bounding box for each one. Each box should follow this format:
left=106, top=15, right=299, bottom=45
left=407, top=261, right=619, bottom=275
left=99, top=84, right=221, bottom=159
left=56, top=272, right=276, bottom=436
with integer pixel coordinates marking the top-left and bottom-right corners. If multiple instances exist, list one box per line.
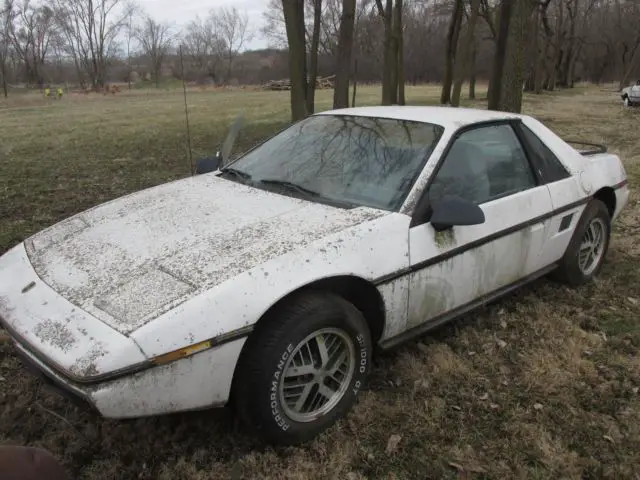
left=430, top=195, right=485, bottom=232
left=194, top=152, right=223, bottom=174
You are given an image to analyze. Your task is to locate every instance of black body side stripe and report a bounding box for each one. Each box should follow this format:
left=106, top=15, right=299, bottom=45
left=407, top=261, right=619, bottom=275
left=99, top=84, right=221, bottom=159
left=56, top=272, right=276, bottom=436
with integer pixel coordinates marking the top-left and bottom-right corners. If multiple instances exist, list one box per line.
left=373, top=196, right=590, bottom=286
left=613, top=179, right=628, bottom=190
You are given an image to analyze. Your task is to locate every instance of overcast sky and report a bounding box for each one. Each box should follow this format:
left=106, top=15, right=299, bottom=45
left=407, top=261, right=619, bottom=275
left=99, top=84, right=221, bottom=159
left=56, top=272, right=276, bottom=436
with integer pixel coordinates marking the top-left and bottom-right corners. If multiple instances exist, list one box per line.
left=135, top=0, right=271, bottom=50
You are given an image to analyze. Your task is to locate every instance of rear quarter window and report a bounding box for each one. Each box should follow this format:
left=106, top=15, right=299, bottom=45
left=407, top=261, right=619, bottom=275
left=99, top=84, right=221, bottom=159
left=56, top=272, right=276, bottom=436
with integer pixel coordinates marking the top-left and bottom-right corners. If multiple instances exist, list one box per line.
left=518, top=123, right=571, bottom=183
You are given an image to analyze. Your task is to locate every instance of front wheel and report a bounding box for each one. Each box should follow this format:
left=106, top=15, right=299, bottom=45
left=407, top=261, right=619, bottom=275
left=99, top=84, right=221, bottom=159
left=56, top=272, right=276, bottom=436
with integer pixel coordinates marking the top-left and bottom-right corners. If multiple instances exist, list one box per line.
left=554, top=199, right=611, bottom=286
left=232, top=291, right=373, bottom=446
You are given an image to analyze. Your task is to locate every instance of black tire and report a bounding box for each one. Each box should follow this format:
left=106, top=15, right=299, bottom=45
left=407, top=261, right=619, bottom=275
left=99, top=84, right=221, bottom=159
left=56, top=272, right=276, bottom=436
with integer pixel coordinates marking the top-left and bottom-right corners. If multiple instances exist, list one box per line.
left=232, top=290, right=373, bottom=446
left=554, top=199, right=611, bottom=286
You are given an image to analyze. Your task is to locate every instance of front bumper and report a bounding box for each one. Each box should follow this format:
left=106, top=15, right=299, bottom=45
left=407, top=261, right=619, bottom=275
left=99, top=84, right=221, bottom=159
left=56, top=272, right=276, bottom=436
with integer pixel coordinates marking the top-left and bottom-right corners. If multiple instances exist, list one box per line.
left=11, top=339, right=96, bottom=412
left=6, top=328, right=247, bottom=418
left=0, top=242, right=247, bottom=418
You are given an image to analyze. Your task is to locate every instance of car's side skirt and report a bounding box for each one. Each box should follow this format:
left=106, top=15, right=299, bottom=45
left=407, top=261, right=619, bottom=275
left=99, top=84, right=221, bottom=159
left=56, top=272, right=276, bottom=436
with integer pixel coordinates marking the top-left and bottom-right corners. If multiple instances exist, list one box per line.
left=377, top=263, right=558, bottom=351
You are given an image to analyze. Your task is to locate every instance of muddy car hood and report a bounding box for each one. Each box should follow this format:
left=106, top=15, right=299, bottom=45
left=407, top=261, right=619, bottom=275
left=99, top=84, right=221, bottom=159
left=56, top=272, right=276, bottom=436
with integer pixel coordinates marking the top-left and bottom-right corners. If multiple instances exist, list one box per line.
left=23, top=174, right=386, bottom=335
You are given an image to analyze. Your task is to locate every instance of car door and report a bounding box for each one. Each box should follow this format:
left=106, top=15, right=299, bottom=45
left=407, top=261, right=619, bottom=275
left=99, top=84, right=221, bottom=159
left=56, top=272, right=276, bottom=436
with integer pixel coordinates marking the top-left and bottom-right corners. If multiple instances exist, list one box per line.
left=512, top=120, right=588, bottom=268
left=405, top=121, right=555, bottom=331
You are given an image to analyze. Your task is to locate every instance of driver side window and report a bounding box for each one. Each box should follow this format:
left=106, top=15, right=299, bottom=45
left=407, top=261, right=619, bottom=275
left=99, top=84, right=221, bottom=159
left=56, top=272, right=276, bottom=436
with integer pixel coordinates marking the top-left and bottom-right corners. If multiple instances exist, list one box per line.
left=428, top=123, right=537, bottom=206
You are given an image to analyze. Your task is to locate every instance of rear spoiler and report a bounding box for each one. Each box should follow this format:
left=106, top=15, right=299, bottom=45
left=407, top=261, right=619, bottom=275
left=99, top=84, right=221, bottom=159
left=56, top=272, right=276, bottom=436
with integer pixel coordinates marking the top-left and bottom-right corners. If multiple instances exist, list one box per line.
left=564, top=139, right=607, bottom=156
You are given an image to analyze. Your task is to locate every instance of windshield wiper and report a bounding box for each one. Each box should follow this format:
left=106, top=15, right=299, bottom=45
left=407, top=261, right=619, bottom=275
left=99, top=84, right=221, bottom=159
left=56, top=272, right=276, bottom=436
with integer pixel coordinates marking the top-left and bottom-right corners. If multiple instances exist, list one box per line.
left=220, top=167, right=252, bottom=181
left=258, top=178, right=321, bottom=198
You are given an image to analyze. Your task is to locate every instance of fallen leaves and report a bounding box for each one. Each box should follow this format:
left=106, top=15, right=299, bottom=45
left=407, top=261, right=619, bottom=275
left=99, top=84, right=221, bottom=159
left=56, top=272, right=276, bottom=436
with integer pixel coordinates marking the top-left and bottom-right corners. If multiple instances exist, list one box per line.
left=385, top=434, right=402, bottom=455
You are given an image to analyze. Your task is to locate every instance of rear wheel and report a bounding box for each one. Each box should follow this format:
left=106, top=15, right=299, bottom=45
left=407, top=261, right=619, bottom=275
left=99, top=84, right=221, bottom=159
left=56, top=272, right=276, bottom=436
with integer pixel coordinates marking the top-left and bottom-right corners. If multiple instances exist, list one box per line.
left=232, top=290, right=372, bottom=446
left=554, top=199, right=611, bottom=286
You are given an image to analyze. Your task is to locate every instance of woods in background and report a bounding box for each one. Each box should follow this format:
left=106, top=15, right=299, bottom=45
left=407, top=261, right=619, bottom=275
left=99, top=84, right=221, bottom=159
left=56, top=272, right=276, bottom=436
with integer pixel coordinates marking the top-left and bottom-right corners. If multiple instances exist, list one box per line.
left=1, top=0, right=639, bottom=116
left=276, top=0, right=640, bottom=117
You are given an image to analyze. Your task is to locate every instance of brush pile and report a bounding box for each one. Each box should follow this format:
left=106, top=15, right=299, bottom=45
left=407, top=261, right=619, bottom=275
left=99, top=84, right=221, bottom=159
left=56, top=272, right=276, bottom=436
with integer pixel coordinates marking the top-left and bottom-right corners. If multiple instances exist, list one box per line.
left=263, top=74, right=335, bottom=91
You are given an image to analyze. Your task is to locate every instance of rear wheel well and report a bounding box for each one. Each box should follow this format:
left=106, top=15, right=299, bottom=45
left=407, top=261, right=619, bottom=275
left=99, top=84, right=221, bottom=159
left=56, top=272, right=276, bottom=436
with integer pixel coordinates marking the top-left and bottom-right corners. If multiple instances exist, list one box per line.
left=594, top=187, right=616, bottom=218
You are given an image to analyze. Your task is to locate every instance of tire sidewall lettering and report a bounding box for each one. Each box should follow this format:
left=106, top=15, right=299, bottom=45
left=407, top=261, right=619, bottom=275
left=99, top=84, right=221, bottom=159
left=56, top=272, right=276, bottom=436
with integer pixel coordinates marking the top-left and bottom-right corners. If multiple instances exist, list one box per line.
left=269, top=342, right=294, bottom=431
left=352, top=331, right=369, bottom=395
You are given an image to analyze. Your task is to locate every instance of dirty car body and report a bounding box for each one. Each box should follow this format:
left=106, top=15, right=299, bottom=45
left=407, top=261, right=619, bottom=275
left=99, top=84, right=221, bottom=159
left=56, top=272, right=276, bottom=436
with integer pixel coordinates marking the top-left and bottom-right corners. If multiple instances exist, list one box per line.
left=621, top=83, right=640, bottom=107
left=0, top=106, right=629, bottom=445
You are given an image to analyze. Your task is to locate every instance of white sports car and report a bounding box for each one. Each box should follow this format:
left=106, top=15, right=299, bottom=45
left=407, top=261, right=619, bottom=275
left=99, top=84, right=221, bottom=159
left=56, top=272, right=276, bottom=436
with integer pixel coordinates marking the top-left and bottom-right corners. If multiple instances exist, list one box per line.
left=0, top=106, right=629, bottom=446
left=621, top=82, right=640, bottom=107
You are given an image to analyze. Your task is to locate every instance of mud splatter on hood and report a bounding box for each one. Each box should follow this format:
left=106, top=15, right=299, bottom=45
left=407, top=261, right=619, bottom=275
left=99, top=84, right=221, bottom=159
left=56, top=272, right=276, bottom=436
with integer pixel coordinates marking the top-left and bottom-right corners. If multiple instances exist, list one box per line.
left=24, top=174, right=387, bottom=334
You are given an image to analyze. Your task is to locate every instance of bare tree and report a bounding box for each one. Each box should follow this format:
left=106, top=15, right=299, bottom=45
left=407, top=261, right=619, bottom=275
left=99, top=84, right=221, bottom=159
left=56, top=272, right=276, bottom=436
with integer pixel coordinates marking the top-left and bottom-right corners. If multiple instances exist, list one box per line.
left=441, top=0, right=463, bottom=105
left=8, top=0, right=56, bottom=86
left=123, top=3, right=139, bottom=89
left=216, top=6, right=251, bottom=83
left=282, top=0, right=308, bottom=121
left=304, top=0, right=321, bottom=113
left=395, top=0, right=404, bottom=105
left=136, top=15, right=173, bottom=87
left=375, top=0, right=394, bottom=104
left=487, top=0, right=514, bottom=110
left=262, top=0, right=288, bottom=48
left=501, top=0, right=535, bottom=112
left=54, top=0, right=132, bottom=88
left=451, top=0, right=481, bottom=106
left=333, top=0, right=355, bottom=108
left=0, top=0, right=13, bottom=96
left=182, top=14, right=226, bottom=83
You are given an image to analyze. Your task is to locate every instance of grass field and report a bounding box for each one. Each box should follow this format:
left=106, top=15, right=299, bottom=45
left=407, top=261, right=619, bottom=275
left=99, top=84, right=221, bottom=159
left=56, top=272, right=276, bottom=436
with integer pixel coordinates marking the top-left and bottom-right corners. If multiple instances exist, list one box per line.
left=1, top=84, right=639, bottom=479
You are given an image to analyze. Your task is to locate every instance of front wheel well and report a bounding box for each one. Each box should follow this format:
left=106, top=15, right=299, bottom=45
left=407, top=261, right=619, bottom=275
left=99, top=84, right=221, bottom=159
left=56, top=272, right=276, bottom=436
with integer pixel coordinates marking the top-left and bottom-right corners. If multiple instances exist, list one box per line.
left=228, top=275, right=386, bottom=406
left=593, top=187, right=616, bottom=218
left=249, top=276, right=386, bottom=344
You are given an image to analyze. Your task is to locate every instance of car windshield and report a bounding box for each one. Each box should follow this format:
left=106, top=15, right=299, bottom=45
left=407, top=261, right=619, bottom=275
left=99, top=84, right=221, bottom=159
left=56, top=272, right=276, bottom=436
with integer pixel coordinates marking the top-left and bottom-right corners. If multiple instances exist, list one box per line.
left=223, top=114, right=444, bottom=211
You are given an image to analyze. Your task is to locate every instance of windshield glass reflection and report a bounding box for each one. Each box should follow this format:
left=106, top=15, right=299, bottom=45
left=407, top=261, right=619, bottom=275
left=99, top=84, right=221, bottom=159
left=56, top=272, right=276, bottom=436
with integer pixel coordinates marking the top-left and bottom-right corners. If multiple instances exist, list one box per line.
left=226, top=114, right=444, bottom=211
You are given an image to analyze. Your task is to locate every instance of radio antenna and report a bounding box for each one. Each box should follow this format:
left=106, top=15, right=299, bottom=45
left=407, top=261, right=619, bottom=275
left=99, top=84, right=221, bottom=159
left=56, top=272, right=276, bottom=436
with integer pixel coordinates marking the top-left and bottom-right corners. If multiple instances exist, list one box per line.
left=179, top=44, right=194, bottom=175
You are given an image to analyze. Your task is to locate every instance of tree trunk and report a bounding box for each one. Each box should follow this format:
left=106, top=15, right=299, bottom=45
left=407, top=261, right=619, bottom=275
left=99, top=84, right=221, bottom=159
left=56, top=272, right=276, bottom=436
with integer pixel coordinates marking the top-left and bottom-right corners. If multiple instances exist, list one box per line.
left=469, top=43, right=477, bottom=100
left=619, top=41, right=640, bottom=90
left=488, top=0, right=514, bottom=110
left=307, top=0, right=322, bottom=114
left=351, top=58, right=358, bottom=107
left=395, top=0, right=405, bottom=105
left=524, top=4, right=540, bottom=92
left=451, top=0, right=481, bottom=106
left=567, top=42, right=582, bottom=88
left=498, top=0, right=535, bottom=112
left=333, top=0, right=356, bottom=109
left=441, top=0, right=463, bottom=105
left=546, top=0, right=562, bottom=91
left=534, top=8, right=546, bottom=94
left=282, top=0, right=308, bottom=121
left=379, top=0, right=394, bottom=105
left=0, top=60, right=7, bottom=98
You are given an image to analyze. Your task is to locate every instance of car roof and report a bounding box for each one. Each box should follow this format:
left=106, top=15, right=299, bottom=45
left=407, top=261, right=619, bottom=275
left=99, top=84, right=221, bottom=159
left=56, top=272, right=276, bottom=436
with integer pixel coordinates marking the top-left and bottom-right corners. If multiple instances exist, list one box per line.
left=315, top=105, right=527, bottom=129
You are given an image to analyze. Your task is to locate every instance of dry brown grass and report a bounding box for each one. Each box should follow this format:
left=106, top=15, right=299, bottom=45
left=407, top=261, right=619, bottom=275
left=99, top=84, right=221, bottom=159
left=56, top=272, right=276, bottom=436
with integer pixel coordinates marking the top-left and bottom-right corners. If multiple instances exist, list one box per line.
left=0, top=83, right=639, bottom=479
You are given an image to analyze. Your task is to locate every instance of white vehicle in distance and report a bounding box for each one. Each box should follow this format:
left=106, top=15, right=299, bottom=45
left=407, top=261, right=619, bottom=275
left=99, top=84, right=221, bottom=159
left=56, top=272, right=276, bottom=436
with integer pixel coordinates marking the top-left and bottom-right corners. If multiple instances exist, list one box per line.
left=621, top=80, right=640, bottom=107
left=0, top=106, right=629, bottom=446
